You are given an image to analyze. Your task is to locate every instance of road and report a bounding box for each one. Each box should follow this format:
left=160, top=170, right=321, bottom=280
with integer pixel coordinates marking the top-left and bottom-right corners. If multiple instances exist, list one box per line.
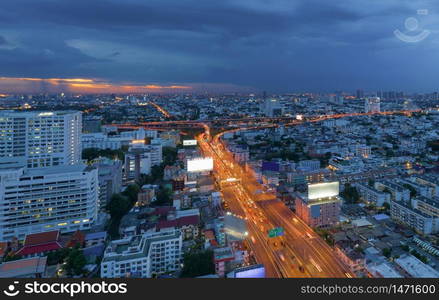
left=197, top=126, right=354, bottom=278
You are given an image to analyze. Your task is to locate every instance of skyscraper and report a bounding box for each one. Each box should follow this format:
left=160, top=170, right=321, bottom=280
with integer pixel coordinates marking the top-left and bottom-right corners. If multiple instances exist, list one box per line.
left=0, top=110, right=98, bottom=240
left=364, top=97, right=381, bottom=113
left=262, top=98, right=282, bottom=117
left=356, top=89, right=364, bottom=99
left=0, top=111, right=82, bottom=169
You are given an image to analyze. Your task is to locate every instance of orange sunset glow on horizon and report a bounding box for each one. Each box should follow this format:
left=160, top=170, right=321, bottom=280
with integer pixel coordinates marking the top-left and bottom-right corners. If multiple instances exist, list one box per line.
left=0, top=77, right=192, bottom=94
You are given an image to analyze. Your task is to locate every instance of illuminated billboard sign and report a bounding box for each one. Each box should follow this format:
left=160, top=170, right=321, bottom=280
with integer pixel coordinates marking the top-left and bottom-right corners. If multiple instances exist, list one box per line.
left=234, top=264, right=266, bottom=278
left=183, top=140, right=197, bottom=146
left=268, top=227, right=284, bottom=238
left=187, top=158, right=213, bottom=172
left=308, top=182, right=339, bottom=200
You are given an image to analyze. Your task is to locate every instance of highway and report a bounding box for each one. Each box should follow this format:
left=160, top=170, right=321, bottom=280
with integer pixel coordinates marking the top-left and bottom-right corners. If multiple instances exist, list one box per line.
left=110, top=109, right=425, bottom=277
left=197, top=127, right=354, bottom=278
left=148, top=100, right=171, bottom=118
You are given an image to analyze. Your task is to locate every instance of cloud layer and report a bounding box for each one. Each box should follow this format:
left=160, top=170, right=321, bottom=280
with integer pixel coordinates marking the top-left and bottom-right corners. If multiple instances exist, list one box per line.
left=1, top=0, right=439, bottom=93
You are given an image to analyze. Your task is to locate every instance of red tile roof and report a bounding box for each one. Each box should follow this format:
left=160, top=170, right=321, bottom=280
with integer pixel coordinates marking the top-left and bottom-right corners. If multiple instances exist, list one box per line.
left=156, top=215, right=199, bottom=230
left=156, top=220, right=178, bottom=230
left=177, top=215, right=199, bottom=227
left=154, top=206, right=175, bottom=217
left=16, top=230, right=62, bottom=256
left=65, top=230, right=85, bottom=248
left=16, top=242, right=61, bottom=256
left=24, top=230, right=59, bottom=247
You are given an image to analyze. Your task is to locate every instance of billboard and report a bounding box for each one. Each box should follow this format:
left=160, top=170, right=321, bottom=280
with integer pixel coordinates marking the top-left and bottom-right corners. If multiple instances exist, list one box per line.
left=224, top=215, right=247, bottom=240
left=308, top=182, right=339, bottom=200
left=234, top=264, right=266, bottom=278
left=187, top=157, right=213, bottom=172
left=183, top=139, right=197, bottom=146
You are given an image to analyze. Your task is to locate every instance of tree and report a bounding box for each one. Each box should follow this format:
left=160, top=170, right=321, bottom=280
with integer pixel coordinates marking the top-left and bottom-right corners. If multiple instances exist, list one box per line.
left=3, top=254, right=22, bottom=262
left=82, top=148, right=100, bottom=161
left=180, top=250, right=215, bottom=278
left=410, top=249, right=428, bottom=263
left=107, top=194, right=131, bottom=219
left=65, top=247, right=86, bottom=276
left=122, top=184, right=140, bottom=203
left=47, top=248, right=70, bottom=265
left=150, top=165, right=164, bottom=182
left=155, top=185, right=173, bottom=206
left=106, top=184, right=140, bottom=239
left=382, top=247, right=392, bottom=258
left=81, top=148, right=124, bottom=162
left=163, top=147, right=178, bottom=165
left=341, top=183, right=360, bottom=204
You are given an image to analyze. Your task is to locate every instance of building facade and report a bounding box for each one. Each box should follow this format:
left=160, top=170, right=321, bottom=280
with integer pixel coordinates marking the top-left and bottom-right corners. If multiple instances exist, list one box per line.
left=0, top=165, right=98, bottom=241
left=0, top=111, right=82, bottom=170
left=101, top=230, right=182, bottom=278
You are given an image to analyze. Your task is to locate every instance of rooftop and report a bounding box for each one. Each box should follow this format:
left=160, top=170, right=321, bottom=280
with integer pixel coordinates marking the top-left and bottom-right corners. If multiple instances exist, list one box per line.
left=0, top=256, right=47, bottom=278
left=395, top=254, right=439, bottom=278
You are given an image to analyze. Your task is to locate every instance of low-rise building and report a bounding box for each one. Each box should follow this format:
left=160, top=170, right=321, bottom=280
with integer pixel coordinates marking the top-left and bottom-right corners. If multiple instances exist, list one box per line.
left=101, top=230, right=182, bottom=278
left=366, top=261, right=403, bottom=278
left=295, top=182, right=341, bottom=228
left=390, top=201, right=438, bottom=235
left=375, top=180, right=410, bottom=203
left=356, top=183, right=390, bottom=207
left=394, top=254, right=439, bottom=278
left=15, top=230, right=62, bottom=258
left=0, top=256, right=47, bottom=278
left=334, top=241, right=366, bottom=274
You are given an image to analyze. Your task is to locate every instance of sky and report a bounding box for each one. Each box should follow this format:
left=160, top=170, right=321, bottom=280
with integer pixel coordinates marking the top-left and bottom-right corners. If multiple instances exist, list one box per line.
left=1, top=0, right=439, bottom=94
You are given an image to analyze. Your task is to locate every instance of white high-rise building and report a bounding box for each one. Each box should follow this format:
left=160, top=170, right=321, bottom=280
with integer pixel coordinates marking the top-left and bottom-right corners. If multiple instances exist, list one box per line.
left=0, top=110, right=100, bottom=241
left=101, top=230, right=182, bottom=278
left=365, top=97, right=381, bottom=113
left=0, top=111, right=82, bottom=169
left=0, top=164, right=98, bottom=240
left=262, top=98, right=283, bottom=117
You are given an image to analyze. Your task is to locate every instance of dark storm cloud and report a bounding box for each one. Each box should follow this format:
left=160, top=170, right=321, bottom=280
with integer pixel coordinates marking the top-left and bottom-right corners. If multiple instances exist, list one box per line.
left=0, top=36, right=7, bottom=46
left=0, top=0, right=439, bottom=92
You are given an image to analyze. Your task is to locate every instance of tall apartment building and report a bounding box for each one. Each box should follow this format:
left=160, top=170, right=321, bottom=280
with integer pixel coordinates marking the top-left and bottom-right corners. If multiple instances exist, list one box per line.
left=92, top=158, right=123, bottom=210
left=262, top=98, right=283, bottom=117
left=0, top=110, right=99, bottom=241
left=0, top=165, right=98, bottom=240
left=101, top=230, right=182, bottom=278
left=364, top=97, right=381, bottom=114
left=0, top=111, right=82, bottom=169
left=124, top=141, right=163, bottom=181
left=295, top=182, right=341, bottom=228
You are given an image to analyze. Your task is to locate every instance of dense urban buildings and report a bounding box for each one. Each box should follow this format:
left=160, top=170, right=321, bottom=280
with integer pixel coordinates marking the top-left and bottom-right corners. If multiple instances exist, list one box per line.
left=1, top=91, right=439, bottom=281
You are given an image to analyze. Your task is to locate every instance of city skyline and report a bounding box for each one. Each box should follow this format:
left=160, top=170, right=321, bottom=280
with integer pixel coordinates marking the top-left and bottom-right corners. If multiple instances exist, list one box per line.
left=2, top=0, right=439, bottom=93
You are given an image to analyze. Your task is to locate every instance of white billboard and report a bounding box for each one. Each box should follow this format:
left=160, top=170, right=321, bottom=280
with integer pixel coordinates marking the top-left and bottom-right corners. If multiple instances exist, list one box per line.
left=183, top=140, right=197, bottom=146
left=308, top=182, right=339, bottom=200
left=187, top=157, right=213, bottom=172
